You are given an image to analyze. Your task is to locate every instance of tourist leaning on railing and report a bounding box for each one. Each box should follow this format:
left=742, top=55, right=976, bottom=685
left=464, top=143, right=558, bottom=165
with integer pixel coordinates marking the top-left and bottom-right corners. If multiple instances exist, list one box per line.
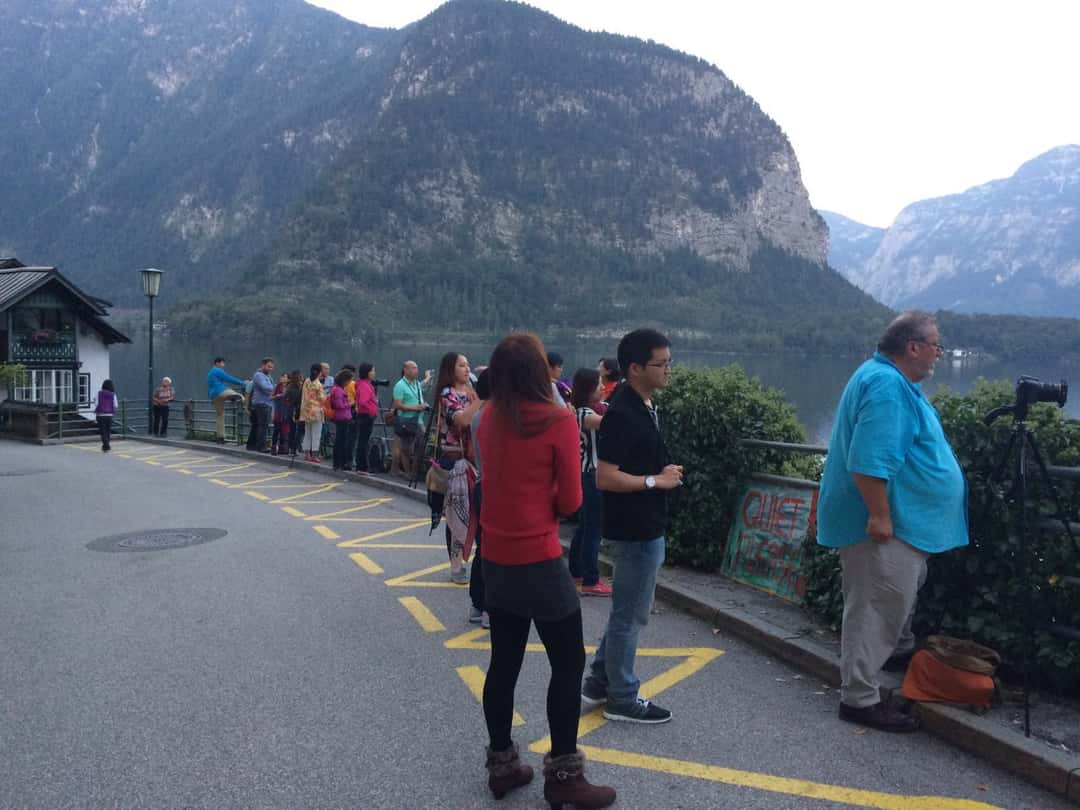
left=206, top=357, right=247, bottom=444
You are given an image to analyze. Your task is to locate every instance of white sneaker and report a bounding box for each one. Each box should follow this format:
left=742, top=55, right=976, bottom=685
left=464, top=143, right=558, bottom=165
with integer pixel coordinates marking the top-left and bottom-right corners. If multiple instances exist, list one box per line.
left=469, top=606, right=483, bottom=624
left=481, top=611, right=490, bottom=629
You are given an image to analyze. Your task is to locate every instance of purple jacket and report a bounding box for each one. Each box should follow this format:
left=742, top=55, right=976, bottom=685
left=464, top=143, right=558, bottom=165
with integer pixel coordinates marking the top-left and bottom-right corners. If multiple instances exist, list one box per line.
left=329, top=385, right=351, bottom=421
left=95, top=389, right=117, bottom=416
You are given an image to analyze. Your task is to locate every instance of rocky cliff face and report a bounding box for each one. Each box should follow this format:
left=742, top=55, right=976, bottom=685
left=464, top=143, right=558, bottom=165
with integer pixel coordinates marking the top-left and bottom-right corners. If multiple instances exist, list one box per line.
left=825, top=146, right=1080, bottom=316
left=2, top=0, right=847, bottom=341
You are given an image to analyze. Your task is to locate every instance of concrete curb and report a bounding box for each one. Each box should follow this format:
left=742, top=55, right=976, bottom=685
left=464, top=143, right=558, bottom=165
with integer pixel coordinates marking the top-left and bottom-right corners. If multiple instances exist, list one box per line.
left=131, top=436, right=1079, bottom=804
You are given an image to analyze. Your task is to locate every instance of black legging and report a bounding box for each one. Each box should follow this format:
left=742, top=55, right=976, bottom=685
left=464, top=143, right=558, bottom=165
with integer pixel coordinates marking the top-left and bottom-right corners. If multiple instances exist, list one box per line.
left=483, top=606, right=584, bottom=757
left=333, top=418, right=352, bottom=468
left=353, top=413, right=375, bottom=471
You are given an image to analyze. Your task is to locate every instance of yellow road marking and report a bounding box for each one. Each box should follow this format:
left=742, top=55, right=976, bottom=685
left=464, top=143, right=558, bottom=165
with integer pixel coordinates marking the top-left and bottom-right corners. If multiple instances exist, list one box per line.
left=282, top=507, right=306, bottom=517
left=139, top=450, right=189, bottom=460
left=218, top=472, right=295, bottom=485
left=349, top=552, right=384, bottom=574
left=268, top=484, right=342, bottom=502
left=361, top=543, right=443, bottom=549
left=166, top=456, right=221, bottom=468
left=313, top=526, right=340, bottom=540
left=576, top=745, right=1000, bottom=810
left=208, top=479, right=230, bottom=486
left=177, top=470, right=193, bottom=474
left=384, top=561, right=466, bottom=588
left=198, top=463, right=255, bottom=477
left=399, top=597, right=446, bottom=632
left=303, top=499, right=394, bottom=520
left=245, top=491, right=271, bottom=501
left=337, top=521, right=430, bottom=547
left=145, top=460, right=161, bottom=465
left=114, top=453, right=132, bottom=458
left=456, top=666, right=525, bottom=726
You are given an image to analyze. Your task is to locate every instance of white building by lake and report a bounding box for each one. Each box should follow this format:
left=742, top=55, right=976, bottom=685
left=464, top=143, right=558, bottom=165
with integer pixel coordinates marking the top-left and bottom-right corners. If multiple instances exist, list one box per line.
left=1, top=258, right=131, bottom=436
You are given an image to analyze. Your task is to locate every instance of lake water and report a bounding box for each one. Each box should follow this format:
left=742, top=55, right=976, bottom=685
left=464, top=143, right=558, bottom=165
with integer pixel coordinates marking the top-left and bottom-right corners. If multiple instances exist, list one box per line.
left=108, top=334, right=1080, bottom=443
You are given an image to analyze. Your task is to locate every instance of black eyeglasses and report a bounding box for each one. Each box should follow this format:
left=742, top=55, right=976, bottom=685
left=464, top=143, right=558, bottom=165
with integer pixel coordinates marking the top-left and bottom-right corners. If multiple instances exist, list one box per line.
left=910, top=339, right=946, bottom=355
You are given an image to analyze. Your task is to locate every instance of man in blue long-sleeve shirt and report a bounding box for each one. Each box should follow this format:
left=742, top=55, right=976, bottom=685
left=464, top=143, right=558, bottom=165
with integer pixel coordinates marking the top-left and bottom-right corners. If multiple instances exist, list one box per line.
left=246, top=357, right=276, bottom=452
left=207, top=357, right=247, bottom=443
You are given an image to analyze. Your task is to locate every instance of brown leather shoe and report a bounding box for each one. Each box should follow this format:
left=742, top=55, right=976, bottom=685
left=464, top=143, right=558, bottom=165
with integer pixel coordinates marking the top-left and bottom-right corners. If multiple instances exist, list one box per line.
left=839, top=701, right=919, bottom=733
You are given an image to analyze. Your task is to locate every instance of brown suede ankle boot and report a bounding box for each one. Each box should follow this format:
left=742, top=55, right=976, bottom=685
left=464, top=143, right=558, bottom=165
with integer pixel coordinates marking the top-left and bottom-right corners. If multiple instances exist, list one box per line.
left=543, top=751, right=616, bottom=809
left=485, top=742, right=534, bottom=800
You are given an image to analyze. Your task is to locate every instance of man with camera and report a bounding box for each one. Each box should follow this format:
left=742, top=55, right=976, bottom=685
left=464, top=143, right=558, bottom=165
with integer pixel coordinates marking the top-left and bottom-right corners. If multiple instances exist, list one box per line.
left=391, top=361, right=432, bottom=478
left=817, top=310, right=969, bottom=733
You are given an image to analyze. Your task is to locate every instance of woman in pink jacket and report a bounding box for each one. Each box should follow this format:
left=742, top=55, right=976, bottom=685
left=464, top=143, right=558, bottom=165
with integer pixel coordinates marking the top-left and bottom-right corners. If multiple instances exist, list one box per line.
left=353, top=362, right=380, bottom=472
left=329, top=369, right=354, bottom=470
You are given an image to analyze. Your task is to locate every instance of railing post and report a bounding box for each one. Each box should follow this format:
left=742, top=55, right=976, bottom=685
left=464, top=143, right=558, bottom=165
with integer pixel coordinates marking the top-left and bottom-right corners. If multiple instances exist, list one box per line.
left=57, top=401, right=63, bottom=442
left=120, top=399, right=127, bottom=435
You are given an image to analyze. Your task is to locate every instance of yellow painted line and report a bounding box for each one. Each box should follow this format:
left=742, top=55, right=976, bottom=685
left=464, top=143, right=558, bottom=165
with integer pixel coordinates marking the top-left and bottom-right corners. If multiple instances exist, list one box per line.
left=166, top=456, right=221, bottom=468
left=145, top=460, right=162, bottom=465
left=198, top=463, right=255, bottom=477
left=140, top=450, right=189, bottom=460
left=268, top=484, right=342, bottom=502
left=177, top=469, right=193, bottom=475
left=337, top=521, right=430, bottom=548
left=384, top=561, right=466, bottom=588
left=349, top=552, right=384, bottom=574
left=575, top=745, right=1001, bottom=810
left=245, top=491, right=271, bottom=501
left=313, top=525, right=340, bottom=540
left=457, top=666, right=525, bottom=726
left=306, top=517, right=423, bottom=523
left=282, top=507, right=306, bottom=517
left=208, top=479, right=231, bottom=486
left=115, top=453, right=132, bottom=458
left=398, top=597, right=446, bottom=632
left=218, top=472, right=295, bottom=485
left=303, top=499, right=393, bottom=520
left=445, top=627, right=598, bottom=654
left=360, top=543, right=443, bottom=549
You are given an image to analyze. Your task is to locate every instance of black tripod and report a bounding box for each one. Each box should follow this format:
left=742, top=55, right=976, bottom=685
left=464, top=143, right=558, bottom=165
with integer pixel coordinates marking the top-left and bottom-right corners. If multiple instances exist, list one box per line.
left=985, top=404, right=1074, bottom=737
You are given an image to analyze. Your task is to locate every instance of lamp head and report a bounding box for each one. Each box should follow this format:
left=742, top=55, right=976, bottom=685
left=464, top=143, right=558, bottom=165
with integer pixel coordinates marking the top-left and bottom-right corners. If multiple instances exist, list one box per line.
left=140, top=267, right=163, bottom=298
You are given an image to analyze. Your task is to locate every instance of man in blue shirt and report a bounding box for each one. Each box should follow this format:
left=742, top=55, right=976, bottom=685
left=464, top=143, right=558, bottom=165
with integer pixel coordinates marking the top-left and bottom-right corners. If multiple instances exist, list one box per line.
left=207, top=357, right=247, bottom=443
left=818, top=311, right=968, bottom=733
left=246, top=357, right=276, bottom=452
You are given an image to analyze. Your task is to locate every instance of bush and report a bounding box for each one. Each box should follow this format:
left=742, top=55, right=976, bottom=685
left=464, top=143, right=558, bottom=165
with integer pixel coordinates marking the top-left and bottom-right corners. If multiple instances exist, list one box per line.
left=803, top=378, right=1080, bottom=694
left=656, top=365, right=816, bottom=569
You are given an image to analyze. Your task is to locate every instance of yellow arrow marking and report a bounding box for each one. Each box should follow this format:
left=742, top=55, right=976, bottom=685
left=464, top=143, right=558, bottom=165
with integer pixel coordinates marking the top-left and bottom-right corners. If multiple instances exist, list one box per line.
left=456, top=666, right=525, bottom=726
left=313, top=525, right=340, bottom=540
left=384, top=561, right=467, bottom=588
left=575, top=745, right=1000, bottom=810
left=349, top=552, right=384, bottom=574
left=337, top=521, right=431, bottom=548
left=399, top=597, right=446, bottom=632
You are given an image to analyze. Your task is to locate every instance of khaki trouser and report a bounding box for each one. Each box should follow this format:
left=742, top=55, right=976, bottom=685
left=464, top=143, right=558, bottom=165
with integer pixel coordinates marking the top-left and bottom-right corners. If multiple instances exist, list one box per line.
left=839, top=537, right=928, bottom=708
left=213, top=390, right=243, bottom=438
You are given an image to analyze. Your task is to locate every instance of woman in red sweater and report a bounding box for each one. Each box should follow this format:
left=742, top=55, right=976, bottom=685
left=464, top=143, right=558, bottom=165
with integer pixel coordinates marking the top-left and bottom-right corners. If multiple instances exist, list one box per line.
left=476, top=333, right=615, bottom=809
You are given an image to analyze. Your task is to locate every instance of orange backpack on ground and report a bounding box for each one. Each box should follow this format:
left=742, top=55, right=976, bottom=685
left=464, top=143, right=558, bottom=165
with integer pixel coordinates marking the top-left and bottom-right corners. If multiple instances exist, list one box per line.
left=901, top=636, right=1001, bottom=708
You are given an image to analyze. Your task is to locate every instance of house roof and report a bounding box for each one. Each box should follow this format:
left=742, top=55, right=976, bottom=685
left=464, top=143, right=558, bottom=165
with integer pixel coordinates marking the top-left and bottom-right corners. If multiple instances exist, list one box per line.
left=0, top=260, right=131, bottom=344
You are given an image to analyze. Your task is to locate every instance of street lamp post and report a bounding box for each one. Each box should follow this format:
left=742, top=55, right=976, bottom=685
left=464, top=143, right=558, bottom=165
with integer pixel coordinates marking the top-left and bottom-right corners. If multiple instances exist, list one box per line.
left=141, top=268, right=163, bottom=435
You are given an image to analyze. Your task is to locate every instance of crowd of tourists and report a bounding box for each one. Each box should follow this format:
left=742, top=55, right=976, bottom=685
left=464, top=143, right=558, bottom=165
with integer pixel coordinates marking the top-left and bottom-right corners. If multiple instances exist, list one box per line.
left=90, top=310, right=967, bottom=804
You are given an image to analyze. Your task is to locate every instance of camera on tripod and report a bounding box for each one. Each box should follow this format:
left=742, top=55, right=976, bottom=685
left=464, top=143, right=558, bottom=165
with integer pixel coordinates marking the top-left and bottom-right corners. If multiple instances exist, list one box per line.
left=983, top=376, right=1068, bottom=424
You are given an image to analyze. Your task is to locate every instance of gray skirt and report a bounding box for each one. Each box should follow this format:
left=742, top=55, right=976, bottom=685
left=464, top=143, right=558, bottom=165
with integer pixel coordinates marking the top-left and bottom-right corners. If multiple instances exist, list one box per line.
left=482, top=555, right=581, bottom=623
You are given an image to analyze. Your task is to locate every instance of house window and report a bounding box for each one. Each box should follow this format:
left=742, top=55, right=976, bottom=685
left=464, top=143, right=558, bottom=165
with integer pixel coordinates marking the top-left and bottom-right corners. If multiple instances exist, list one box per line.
left=12, top=369, right=76, bottom=404
left=78, top=373, right=91, bottom=405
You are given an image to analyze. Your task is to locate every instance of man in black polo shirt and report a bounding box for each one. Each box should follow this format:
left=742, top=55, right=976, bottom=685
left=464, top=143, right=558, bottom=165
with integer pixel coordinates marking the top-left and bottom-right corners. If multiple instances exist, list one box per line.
left=581, top=328, right=683, bottom=723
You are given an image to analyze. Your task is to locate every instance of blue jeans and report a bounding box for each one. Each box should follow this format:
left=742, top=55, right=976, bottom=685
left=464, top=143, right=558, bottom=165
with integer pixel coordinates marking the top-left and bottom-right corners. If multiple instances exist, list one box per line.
left=588, top=536, right=665, bottom=705
left=568, top=471, right=603, bottom=586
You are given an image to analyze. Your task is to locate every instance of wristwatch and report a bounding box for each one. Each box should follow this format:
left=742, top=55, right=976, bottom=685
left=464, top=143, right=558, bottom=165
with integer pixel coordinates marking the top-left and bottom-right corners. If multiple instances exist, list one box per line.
left=644, top=475, right=656, bottom=490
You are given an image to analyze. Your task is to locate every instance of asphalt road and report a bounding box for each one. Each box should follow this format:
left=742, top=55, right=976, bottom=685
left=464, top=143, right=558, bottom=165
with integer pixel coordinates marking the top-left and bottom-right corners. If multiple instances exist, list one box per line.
left=0, top=440, right=1069, bottom=809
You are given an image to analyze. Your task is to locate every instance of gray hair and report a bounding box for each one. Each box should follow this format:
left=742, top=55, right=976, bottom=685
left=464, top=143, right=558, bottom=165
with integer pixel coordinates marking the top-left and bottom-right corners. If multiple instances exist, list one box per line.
left=877, top=310, right=936, bottom=355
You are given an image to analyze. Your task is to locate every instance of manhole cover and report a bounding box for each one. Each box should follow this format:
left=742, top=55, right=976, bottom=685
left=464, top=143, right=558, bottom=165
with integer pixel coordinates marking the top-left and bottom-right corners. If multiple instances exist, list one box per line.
left=0, top=469, right=50, bottom=477
left=87, top=528, right=227, bottom=553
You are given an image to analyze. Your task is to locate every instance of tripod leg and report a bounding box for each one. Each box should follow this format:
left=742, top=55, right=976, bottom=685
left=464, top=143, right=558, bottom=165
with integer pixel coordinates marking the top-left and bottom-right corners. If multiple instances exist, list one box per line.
left=1023, top=430, right=1075, bottom=542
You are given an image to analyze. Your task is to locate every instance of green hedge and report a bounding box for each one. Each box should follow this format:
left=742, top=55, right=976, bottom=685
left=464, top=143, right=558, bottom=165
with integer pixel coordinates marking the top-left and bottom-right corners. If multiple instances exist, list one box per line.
left=804, top=379, right=1080, bottom=694
left=656, top=365, right=816, bottom=569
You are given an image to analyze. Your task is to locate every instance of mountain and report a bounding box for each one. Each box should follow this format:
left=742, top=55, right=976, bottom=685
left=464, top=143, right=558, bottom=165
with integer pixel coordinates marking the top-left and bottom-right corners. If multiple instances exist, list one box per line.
left=820, top=211, right=885, bottom=284
left=2, top=0, right=890, bottom=351
left=825, top=146, right=1080, bottom=316
left=0, top=0, right=393, bottom=297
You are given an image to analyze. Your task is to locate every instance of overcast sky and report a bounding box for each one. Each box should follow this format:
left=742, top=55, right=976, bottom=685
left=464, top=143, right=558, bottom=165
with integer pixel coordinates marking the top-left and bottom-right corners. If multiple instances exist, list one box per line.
left=305, top=0, right=1079, bottom=227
